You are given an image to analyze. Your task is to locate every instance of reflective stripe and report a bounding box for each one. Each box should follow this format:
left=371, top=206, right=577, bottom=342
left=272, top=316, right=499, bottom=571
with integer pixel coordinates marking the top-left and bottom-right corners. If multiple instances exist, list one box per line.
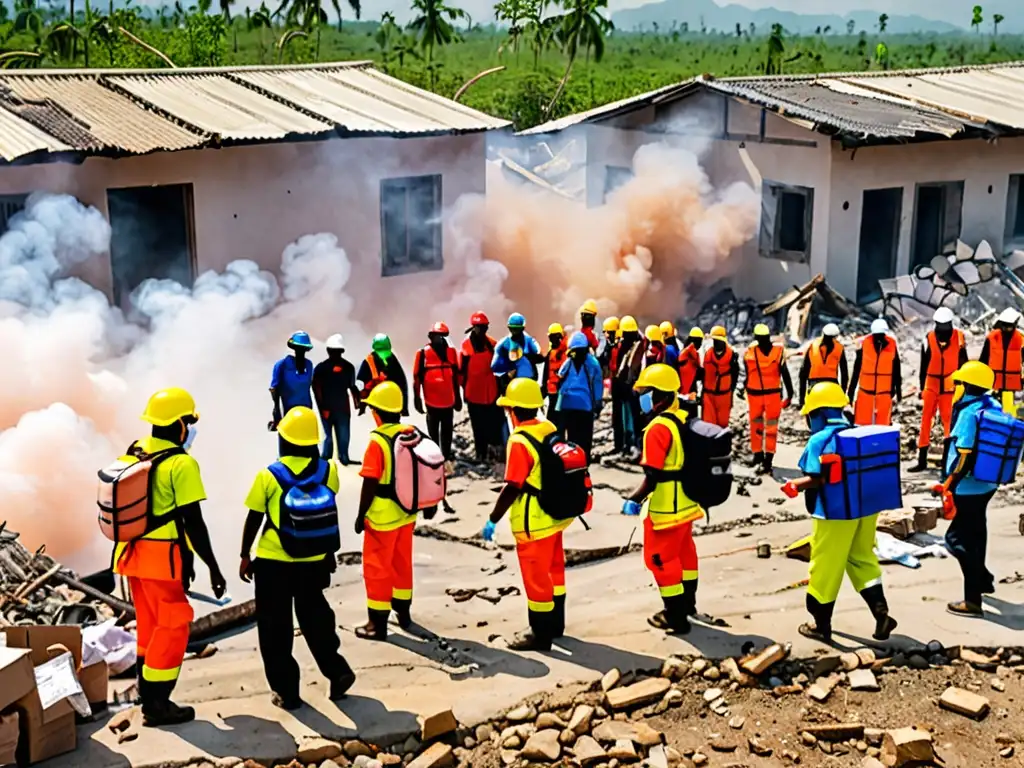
left=861, top=576, right=883, bottom=590
left=682, top=570, right=698, bottom=580
left=142, top=663, right=181, bottom=683
left=368, top=599, right=391, bottom=611
left=527, top=599, right=555, bottom=612
left=392, top=588, right=413, bottom=600
left=659, top=583, right=684, bottom=598
left=553, top=585, right=566, bottom=597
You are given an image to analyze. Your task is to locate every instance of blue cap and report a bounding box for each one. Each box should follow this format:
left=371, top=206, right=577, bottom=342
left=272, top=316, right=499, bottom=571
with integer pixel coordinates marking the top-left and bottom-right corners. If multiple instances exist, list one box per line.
left=568, top=331, right=590, bottom=350
left=508, top=312, right=526, bottom=328
left=288, top=331, right=313, bottom=349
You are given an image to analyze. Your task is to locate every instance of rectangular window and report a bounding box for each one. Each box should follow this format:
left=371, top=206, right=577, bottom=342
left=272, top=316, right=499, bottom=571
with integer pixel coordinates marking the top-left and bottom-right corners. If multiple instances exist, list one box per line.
left=759, top=181, right=813, bottom=263
left=380, top=175, right=443, bottom=277
left=1007, top=174, right=1024, bottom=246
left=0, top=193, right=27, bottom=236
left=911, top=180, right=964, bottom=269
left=603, top=165, right=633, bottom=201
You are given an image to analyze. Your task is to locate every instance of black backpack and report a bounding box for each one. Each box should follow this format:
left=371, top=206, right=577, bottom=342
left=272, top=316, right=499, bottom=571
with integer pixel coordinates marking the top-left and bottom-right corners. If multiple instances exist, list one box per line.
left=519, top=432, right=593, bottom=522
left=266, top=459, right=341, bottom=558
left=661, top=413, right=734, bottom=511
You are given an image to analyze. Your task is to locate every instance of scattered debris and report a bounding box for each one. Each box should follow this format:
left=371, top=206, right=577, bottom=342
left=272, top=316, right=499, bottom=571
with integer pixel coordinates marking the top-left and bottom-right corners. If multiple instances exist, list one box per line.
left=939, top=687, right=991, bottom=720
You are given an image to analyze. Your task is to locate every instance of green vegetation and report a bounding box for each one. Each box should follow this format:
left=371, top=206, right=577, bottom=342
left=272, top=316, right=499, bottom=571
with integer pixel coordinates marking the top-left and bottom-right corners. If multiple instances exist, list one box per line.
left=0, top=0, right=1022, bottom=130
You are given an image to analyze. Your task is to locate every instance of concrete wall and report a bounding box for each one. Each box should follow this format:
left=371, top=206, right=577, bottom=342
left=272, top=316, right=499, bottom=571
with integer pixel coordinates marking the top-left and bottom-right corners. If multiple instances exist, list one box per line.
left=0, top=133, right=486, bottom=324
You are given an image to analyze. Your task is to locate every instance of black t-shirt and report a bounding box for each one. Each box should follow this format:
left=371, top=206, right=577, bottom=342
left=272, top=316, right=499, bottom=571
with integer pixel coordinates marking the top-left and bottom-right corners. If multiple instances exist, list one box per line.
left=313, top=358, right=357, bottom=413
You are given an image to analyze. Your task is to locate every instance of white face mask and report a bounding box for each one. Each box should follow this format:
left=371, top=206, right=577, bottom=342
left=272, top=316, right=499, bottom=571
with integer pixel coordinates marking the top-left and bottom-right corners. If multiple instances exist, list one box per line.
left=183, top=423, right=198, bottom=451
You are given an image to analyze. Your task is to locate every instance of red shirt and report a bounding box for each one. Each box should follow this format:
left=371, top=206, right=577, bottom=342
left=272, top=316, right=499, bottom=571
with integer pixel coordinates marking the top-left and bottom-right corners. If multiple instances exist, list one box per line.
left=460, top=336, right=498, bottom=405
left=504, top=420, right=541, bottom=488
left=641, top=421, right=673, bottom=470
left=582, top=327, right=599, bottom=349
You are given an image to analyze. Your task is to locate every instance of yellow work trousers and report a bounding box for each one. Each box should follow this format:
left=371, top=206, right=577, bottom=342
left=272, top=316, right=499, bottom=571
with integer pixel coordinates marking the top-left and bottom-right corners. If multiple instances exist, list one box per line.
left=807, top=514, right=883, bottom=605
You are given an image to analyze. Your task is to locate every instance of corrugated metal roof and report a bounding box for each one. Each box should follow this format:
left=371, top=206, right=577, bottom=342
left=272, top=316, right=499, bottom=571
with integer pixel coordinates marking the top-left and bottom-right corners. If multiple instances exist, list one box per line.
left=518, top=81, right=693, bottom=135
left=0, top=105, right=72, bottom=161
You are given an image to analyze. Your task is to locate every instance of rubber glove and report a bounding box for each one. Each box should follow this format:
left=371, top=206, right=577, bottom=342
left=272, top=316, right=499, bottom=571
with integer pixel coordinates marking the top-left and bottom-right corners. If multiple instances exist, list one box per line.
left=482, top=520, right=497, bottom=542
left=781, top=481, right=800, bottom=498
left=621, top=499, right=641, bottom=516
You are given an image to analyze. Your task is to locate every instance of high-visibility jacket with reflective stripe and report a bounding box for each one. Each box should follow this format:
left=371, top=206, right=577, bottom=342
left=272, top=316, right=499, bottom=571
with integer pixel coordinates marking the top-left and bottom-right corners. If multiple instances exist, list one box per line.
left=508, top=420, right=573, bottom=544
left=703, top=346, right=734, bottom=394
left=858, top=335, right=898, bottom=394
left=367, top=423, right=418, bottom=531
left=677, top=345, right=701, bottom=394
left=545, top=344, right=568, bottom=395
left=744, top=344, right=784, bottom=393
left=987, top=328, right=1024, bottom=392
left=644, top=413, right=703, bottom=529
left=809, top=339, right=844, bottom=380
left=925, top=329, right=965, bottom=394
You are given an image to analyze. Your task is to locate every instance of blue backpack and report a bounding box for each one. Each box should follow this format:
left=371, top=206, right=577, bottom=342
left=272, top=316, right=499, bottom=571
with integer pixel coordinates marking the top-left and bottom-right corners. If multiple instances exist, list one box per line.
left=819, top=425, right=903, bottom=521
left=266, top=459, right=341, bottom=558
left=972, top=405, right=1024, bottom=484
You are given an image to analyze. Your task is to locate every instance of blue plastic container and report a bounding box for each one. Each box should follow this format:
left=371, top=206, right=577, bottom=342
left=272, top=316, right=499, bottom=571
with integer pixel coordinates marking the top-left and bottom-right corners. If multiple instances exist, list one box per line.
left=820, top=425, right=902, bottom=521
left=973, top=408, right=1024, bottom=484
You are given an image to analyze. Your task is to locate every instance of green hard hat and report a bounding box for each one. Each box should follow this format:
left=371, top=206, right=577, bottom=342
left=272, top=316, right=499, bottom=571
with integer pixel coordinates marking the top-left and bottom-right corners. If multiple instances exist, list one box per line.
left=372, top=333, right=392, bottom=352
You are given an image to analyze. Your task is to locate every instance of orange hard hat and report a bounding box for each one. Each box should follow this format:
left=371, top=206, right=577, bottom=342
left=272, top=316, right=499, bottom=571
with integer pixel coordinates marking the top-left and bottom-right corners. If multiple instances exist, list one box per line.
left=430, top=321, right=450, bottom=336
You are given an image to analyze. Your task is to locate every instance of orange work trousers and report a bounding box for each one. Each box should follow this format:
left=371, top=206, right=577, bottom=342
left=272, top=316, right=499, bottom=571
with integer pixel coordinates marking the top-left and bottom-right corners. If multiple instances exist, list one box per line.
left=747, top=392, right=782, bottom=454
left=363, top=522, right=414, bottom=611
left=702, top=392, right=732, bottom=428
left=853, top=392, right=893, bottom=426
left=643, top=516, right=697, bottom=598
left=516, top=532, right=565, bottom=636
left=129, top=576, right=194, bottom=685
left=918, top=389, right=954, bottom=448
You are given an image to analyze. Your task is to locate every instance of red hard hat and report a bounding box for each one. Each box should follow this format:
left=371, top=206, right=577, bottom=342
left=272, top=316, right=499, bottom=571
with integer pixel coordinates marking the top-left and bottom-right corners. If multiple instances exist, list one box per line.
left=431, top=321, right=450, bottom=336
left=470, top=311, right=489, bottom=326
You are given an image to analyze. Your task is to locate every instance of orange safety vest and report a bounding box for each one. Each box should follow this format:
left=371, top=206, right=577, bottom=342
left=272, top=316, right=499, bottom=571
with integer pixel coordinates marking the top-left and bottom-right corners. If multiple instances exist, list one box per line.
left=677, top=345, right=701, bottom=394
left=703, top=345, right=735, bottom=394
left=743, top=344, right=784, bottom=394
left=986, top=329, right=1024, bottom=392
left=858, top=335, right=898, bottom=395
left=924, top=329, right=964, bottom=394
left=808, top=339, right=844, bottom=381
left=415, top=344, right=459, bottom=409
left=545, top=344, right=568, bottom=395
left=460, top=336, right=498, bottom=405
left=362, top=353, right=388, bottom=397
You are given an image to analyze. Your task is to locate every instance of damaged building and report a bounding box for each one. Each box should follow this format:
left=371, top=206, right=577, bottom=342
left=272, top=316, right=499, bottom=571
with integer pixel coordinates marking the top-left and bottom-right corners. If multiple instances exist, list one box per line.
left=516, top=61, right=1024, bottom=306
left=0, top=62, right=508, bottom=319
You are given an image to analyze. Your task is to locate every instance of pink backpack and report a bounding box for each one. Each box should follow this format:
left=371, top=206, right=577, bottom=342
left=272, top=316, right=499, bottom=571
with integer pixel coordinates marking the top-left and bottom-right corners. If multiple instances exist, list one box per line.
left=389, top=428, right=446, bottom=513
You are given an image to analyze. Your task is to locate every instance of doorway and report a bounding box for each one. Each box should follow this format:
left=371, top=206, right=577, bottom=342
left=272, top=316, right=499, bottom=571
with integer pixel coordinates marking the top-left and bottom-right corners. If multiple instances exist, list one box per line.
left=107, top=184, right=196, bottom=307
left=856, top=187, right=902, bottom=303
left=911, top=181, right=963, bottom=270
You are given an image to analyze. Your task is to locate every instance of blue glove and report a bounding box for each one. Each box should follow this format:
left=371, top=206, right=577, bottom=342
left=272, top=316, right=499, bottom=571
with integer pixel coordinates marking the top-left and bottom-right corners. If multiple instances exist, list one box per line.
left=621, top=500, right=641, bottom=516
left=482, top=520, right=497, bottom=542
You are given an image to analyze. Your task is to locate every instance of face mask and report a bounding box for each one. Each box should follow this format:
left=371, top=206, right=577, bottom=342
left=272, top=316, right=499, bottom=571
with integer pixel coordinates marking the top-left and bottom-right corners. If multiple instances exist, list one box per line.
left=183, top=423, right=198, bottom=450
left=639, top=391, right=655, bottom=414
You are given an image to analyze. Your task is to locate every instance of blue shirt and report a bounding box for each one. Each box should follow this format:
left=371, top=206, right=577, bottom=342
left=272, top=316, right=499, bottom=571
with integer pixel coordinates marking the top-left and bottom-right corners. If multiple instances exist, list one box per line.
left=798, top=416, right=849, bottom=519
left=492, top=334, right=541, bottom=380
left=664, top=344, right=679, bottom=368
left=271, top=355, right=314, bottom=413
left=556, top=354, right=604, bottom=412
left=946, top=395, right=1000, bottom=496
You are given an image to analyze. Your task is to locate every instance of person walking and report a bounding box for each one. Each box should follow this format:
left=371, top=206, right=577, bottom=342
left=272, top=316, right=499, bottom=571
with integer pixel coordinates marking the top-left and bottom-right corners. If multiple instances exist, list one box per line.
left=313, top=334, right=360, bottom=464
left=413, top=322, right=462, bottom=469
left=798, top=324, right=849, bottom=406
left=701, top=326, right=738, bottom=428
left=979, top=308, right=1024, bottom=415
left=357, top=334, right=410, bottom=417
left=556, top=332, right=604, bottom=460
left=677, top=327, right=704, bottom=416
left=848, top=319, right=902, bottom=426
left=270, top=331, right=315, bottom=430
left=740, top=324, right=794, bottom=475
left=460, top=312, right=501, bottom=463
left=239, top=406, right=355, bottom=710
left=614, top=316, right=646, bottom=457
left=542, top=323, right=569, bottom=430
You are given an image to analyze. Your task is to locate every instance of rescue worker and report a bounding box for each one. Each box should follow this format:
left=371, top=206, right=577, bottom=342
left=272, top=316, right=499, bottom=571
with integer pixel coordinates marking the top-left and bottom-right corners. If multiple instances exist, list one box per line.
left=354, top=381, right=418, bottom=641
left=492, top=313, right=543, bottom=394
left=556, top=331, right=604, bottom=460
left=542, top=323, right=569, bottom=430
left=740, top=324, right=794, bottom=474
left=579, top=299, right=600, bottom=350
left=781, top=382, right=897, bottom=643
left=312, top=334, right=361, bottom=464
left=798, top=324, right=849, bottom=406
left=661, top=322, right=680, bottom=367
left=598, top=317, right=624, bottom=452
left=644, top=325, right=666, bottom=366
left=677, top=327, right=704, bottom=408
left=357, top=334, right=410, bottom=417
left=979, top=308, right=1024, bottom=415
left=614, top=316, right=646, bottom=456
left=460, top=312, right=500, bottom=463
left=482, top=377, right=570, bottom=651
left=116, top=388, right=226, bottom=726
left=270, top=331, right=315, bottom=430
left=702, top=326, right=739, bottom=428
left=848, top=319, right=902, bottom=427
left=621, top=364, right=703, bottom=635
left=937, top=362, right=999, bottom=618
left=598, top=317, right=620, bottom=377
left=413, top=322, right=462, bottom=466
left=909, top=307, right=968, bottom=472
left=239, top=407, right=355, bottom=710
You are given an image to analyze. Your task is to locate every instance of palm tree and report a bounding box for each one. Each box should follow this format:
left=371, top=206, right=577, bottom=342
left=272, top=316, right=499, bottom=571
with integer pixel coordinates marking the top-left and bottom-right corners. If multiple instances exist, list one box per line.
left=877, top=13, right=887, bottom=33
left=523, top=5, right=555, bottom=68
left=993, top=12, right=1004, bottom=35
left=846, top=18, right=854, bottom=35
left=971, top=5, right=983, bottom=33
left=408, top=0, right=468, bottom=89
left=765, top=21, right=784, bottom=73
left=495, top=0, right=530, bottom=58
left=545, top=0, right=611, bottom=111
left=249, top=2, right=272, bottom=61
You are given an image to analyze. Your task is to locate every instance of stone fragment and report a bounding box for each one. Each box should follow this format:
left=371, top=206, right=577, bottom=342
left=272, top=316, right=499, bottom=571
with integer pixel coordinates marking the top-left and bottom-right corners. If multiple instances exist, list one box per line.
left=880, top=727, right=933, bottom=767
left=352, top=757, right=382, bottom=768
left=663, top=689, right=683, bottom=706
left=802, top=723, right=864, bottom=741
left=848, top=669, right=880, bottom=692
left=812, top=656, right=842, bottom=678
left=379, top=756, right=401, bottom=767
left=500, top=735, right=520, bottom=749
left=709, top=737, right=737, bottom=752
left=703, top=688, right=723, bottom=704
left=591, top=720, right=662, bottom=747
left=959, top=648, right=999, bottom=669
left=607, top=739, right=638, bottom=761
left=343, top=741, right=373, bottom=759
left=939, top=687, right=991, bottom=719
left=702, top=667, right=721, bottom=681
left=420, top=709, right=458, bottom=742
left=506, top=704, right=536, bottom=723
left=807, top=674, right=841, bottom=702
left=601, top=669, right=622, bottom=692
left=606, top=678, right=671, bottom=711
left=728, top=716, right=745, bottom=730
left=475, top=724, right=493, bottom=744
left=297, top=740, right=343, bottom=764
left=521, top=729, right=561, bottom=762
left=573, top=735, right=607, bottom=766
left=861, top=758, right=885, bottom=768
left=692, top=753, right=708, bottom=766
left=568, top=704, right=594, bottom=735
left=647, top=744, right=669, bottom=768
left=407, top=743, right=454, bottom=768
left=535, top=712, right=566, bottom=730
left=855, top=648, right=877, bottom=667
left=690, top=659, right=709, bottom=675
left=1000, top=746, right=1015, bottom=758
left=661, top=657, right=688, bottom=681
left=991, top=678, right=1007, bottom=693
left=801, top=732, right=817, bottom=746
left=840, top=652, right=861, bottom=671
left=864, top=728, right=884, bottom=746
left=741, top=643, right=790, bottom=676
left=748, top=736, right=773, bottom=756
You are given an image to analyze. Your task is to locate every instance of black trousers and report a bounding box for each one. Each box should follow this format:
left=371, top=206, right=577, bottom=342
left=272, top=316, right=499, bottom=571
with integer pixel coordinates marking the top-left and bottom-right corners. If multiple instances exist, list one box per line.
left=947, top=491, right=996, bottom=605
left=610, top=390, right=625, bottom=451
left=467, top=403, right=498, bottom=460
left=253, top=559, right=352, bottom=701
left=561, top=409, right=595, bottom=460
left=547, top=394, right=562, bottom=431
left=426, top=406, right=455, bottom=460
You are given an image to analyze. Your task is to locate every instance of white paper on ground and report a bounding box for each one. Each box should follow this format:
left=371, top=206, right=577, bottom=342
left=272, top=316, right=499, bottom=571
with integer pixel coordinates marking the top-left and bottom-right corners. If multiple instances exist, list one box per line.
left=34, top=652, right=91, bottom=716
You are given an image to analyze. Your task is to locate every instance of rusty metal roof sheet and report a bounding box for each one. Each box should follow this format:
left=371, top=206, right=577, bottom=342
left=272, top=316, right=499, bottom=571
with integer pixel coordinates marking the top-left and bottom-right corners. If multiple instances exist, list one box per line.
left=0, top=105, right=72, bottom=161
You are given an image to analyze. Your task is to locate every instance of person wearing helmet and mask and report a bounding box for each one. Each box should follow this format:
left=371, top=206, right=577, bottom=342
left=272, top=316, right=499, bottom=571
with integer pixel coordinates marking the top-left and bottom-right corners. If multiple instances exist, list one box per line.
left=848, top=319, right=902, bottom=426
left=621, top=364, right=704, bottom=634
left=579, top=299, right=600, bottom=350
left=239, top=407, right=354, bottom=711
left=702, top=326, right=739, bottom=428
left=780, top=383, right=897, bottom=643
left=677, top=327, right=705, bottom=413
left=979, top=308, right=1024, bottom=415
left=460, top=312, right=500, bottom=463
left=936, top=362, right=1000, bottom=618
left=113, top=389, right=226, bottom=726
left=354, top=382, right=419, bottom=641
left=270, top=331, right=315, bottom=430
left=556, top=331, right=604, bottom=460
left=614, top=316, right=646, bottom=456
left=542, top=323, right=569, bottom=430
left=739, top=324, right=795, bottom=474
left=492, top=313, right=543, bottom=395
left=644, top=325, right=666, bottom=366
left=661, top=321, right=680, bottom=367
left=313, top=334, right=361, bottom=465
left=357, top=334, right=410, bottom=417
left=413, top=322, right=462, bottom=468
left=483, top=378, right=571, bottom=651
left=598, top=316, right=620, bottom=378
left=909, top=307, right=968, bottom=472
left=798, top=324, right=849, bottom=406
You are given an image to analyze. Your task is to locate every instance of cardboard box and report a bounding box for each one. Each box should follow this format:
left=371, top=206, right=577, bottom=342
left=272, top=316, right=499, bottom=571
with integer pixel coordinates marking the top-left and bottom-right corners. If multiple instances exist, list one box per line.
left=0, top=648, right=35, bottom=712
left=0, top=711, right=19, bottom=766
left=79, top=662, right=109, bottom=707
left=0, top=627, right=82, bottom=668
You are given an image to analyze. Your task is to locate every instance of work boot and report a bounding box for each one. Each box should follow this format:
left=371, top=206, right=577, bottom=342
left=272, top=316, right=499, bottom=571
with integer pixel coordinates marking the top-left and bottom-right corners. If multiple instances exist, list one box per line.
left=142, top=680, right=195, bottom=728
left=798, top=594, right=835, bottom=643
left=859, top=584, right=898, bottom=640
left=757, top=453, right=775, bottom=476
left=648, top=594, right=691, bottom=635
left=907, top=446, right=929, bottom=472
left=355, top=609, right=389, bottom=641
left=330, top=666, right=357, bottom=701
left=392, top=598, right=413, bottom=631
left=507, top=628, right=552, bottom=651
left=270, top=692, right=302, bottom=711
left=748, top=452, right=764, bottom=469
left=552, top=594, right=566, bottom=639
left=681, top=579, right=698, bottom=617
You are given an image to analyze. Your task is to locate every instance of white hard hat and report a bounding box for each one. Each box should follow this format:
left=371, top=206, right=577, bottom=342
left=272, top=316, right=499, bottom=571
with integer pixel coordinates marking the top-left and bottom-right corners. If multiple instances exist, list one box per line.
left=998, top=307, right=1021, bottom=325
left=822, top=323, right=840, bottom=338
left=870, top=318, right=890, bottom=335
left=325, top=333, right=345, bottom=349
left=933, top=307, right=954, bottom=324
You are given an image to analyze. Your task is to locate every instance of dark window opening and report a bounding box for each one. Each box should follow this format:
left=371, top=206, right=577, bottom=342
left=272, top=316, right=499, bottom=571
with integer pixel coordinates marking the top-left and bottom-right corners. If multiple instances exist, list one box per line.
left=911, top=180, right=963, bottom=269
left=1007, top=174, right=1024, bottom=243
left=381, top=175, right=443, bottom=277
left=759, top=181, right=813, bottom=263
left=777, top=192, right=807, bottom=252
left=857, top=187, right=903, bottom=304
left=0, top=194, right=28, bottom=236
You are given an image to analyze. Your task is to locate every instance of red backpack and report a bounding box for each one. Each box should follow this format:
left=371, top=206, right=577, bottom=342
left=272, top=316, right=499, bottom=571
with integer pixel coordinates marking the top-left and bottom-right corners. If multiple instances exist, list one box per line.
left=519, top=433, right=593, bottom=520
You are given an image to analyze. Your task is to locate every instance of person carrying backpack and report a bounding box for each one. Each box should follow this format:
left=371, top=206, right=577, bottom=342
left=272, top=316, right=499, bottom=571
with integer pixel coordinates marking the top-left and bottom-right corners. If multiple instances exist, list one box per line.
left=556, top=331, right=604, bottom=460
left=413, top=321, right=462, bottom=470
left=620, top=364, right=705, bottom=635
left=238, top=406, right=354, bottom=710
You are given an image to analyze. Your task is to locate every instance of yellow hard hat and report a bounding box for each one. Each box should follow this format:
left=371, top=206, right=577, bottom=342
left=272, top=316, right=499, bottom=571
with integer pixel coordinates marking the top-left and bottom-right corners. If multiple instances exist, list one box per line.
left=801, top=382, right=850, bottom=415
left=645, top=325, right=663, bottom=342
left=497, top=377, right=544, bottom=409
left=141, top=387, right=198, bottom=426
left=548, top=323, right=564, bottom=335
left=364, top=380, right=404, bottom=414
left=952, top=361, right=995, bottom=391
left=634, top=363, right=680, bottom=393
left=753, top=323, right=771, bottom=337
left=619, top=315, right=639, bottom=333
left=277, top=406, right=320, bottom=446
left=579, top=299, right=598, bottom=315
left=710, top=325, right=727, bottom=340
left=688, top=327, right=704, bottom=339
left=659, top=321, right=675, bottom=337
left=603, top=316, right=620, bottom=332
